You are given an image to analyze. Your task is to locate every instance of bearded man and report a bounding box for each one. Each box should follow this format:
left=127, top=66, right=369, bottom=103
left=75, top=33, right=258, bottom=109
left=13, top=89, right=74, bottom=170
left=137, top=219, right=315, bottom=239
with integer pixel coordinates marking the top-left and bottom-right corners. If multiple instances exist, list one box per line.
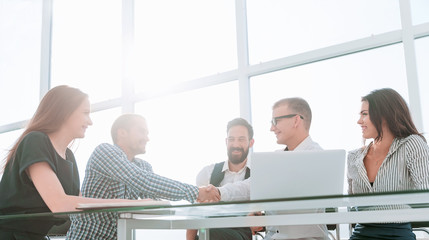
left=186, top=117, right=255, bottom=240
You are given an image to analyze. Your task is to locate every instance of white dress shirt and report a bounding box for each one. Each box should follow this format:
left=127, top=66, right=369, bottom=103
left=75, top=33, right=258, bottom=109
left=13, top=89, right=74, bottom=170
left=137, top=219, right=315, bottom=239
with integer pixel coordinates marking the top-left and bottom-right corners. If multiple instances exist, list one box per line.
left=217, top=136, right=323, bottom=201
left=215, top=136, right=330, bottom=239
left=264, top=136, right=330, bottom=240
left=196, top=159, right=251, bottom=201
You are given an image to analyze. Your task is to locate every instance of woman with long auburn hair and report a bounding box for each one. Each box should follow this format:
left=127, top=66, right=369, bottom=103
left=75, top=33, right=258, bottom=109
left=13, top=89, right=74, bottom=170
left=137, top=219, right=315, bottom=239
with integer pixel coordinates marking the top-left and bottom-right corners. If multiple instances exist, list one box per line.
left=0, top=85, right=133, bottom=239
left=347, top=88, right=429, bottom=240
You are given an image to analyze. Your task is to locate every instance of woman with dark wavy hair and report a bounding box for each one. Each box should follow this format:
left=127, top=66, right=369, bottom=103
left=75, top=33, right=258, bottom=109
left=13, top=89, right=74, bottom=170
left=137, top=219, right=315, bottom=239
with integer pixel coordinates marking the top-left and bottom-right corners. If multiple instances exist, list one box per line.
left=347, top=88, right=429, bottom=240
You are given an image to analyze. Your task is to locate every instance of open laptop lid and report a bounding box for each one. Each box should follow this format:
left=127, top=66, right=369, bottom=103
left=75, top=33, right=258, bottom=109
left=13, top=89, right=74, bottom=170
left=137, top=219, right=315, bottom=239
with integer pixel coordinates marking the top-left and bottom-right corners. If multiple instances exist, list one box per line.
left=250, top=149, right=346, bottom=200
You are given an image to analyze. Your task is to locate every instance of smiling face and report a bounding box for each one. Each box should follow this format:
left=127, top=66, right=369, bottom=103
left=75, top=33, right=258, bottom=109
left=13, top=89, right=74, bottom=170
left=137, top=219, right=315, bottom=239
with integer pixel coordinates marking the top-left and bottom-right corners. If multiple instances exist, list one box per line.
left=226, top=125, right=254, bottom=165
left=357, top=100, right=378, bottom=139
left=270, top=104, right=299, bottom=145
left=121, top=117, right=150, bottom=156
left=62, top=97, right=93, bottom=139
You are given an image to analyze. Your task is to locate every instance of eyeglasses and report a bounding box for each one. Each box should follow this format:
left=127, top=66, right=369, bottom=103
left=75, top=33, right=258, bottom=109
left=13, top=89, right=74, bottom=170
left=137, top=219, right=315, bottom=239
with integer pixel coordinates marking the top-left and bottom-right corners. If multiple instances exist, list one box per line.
left=271, top=114, right=304, bottom=126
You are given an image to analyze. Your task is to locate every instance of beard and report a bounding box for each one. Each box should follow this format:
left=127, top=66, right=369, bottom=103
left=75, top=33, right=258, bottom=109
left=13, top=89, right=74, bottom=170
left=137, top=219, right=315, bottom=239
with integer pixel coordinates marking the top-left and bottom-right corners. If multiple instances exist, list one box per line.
left=227, top=147, right=249, bottom=165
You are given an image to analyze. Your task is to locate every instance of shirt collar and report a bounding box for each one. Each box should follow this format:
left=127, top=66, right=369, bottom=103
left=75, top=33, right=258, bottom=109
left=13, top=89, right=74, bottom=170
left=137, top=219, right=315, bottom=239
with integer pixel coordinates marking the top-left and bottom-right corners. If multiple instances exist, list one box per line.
left=222, top=159, right=251, bottom=173
left=363, top=135, right=414, bottom=159
left=292, top=136, right=318, bottom=151
left=388, top=136, right=409, bottom=155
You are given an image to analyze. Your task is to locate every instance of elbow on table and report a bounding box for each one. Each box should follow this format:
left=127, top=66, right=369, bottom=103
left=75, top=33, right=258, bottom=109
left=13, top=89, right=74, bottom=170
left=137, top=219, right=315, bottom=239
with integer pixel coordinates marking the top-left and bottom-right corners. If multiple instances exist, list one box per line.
left=46, top=195, right=80, bottom=213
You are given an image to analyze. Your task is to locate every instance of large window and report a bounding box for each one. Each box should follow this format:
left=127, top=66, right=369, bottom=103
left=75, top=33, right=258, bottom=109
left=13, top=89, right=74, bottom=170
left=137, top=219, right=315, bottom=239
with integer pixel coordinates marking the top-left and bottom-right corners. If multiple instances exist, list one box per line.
left=133, top=0, right=237, bottom=93
left=0, top=0, right=42, bottom=125
left=411, top=0, right=429, bottom=25
left=50, top=0, right=122, bottom=102
left=1, top=3, right=429, bottom=239
left=250, top=44, right=408, bottom=153
left=415, top=37, right=429, bottom=136
left=246, top=0, right=401, bottom=64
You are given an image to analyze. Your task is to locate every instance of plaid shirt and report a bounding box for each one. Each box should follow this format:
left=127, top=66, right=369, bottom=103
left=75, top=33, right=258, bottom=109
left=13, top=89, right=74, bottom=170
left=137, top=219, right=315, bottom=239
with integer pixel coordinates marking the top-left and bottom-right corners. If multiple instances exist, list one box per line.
left=66, top=143, right=199, bottom=240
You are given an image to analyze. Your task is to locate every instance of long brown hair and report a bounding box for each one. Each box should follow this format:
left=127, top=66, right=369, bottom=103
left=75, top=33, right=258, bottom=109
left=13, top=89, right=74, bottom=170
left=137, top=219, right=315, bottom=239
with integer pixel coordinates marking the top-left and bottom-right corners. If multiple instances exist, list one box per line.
left=4, top=85, right=88, bottom=169
left=362, top=88, right=425, bottom=142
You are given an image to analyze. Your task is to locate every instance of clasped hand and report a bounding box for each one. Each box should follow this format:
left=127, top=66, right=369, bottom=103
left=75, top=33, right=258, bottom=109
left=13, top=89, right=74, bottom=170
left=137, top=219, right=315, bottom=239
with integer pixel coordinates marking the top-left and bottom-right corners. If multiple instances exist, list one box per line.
left=197, top=184, right=220, bottom=203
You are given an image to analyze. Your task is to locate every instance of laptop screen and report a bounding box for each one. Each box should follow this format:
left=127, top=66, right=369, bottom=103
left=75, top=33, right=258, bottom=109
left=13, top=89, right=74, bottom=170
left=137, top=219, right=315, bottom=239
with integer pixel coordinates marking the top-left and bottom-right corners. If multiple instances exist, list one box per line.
left=250, top=149, right=346, bottom=200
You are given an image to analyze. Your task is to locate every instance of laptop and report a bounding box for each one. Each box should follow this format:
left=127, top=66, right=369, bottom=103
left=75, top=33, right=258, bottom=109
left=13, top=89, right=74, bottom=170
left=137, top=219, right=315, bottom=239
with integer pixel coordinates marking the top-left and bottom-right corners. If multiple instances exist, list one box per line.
left=250, top=149, right=346, bottom=200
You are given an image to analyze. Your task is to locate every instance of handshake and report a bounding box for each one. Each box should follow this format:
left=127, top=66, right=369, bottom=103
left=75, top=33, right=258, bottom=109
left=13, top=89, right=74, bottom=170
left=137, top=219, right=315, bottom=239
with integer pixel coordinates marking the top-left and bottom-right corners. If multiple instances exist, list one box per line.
left=197, top=184, right=221, bottom=203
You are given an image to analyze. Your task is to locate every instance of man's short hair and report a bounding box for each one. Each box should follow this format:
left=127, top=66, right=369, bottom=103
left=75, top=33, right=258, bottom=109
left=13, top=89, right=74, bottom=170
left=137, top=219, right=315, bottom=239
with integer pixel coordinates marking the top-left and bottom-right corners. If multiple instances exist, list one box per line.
left=273, top=97, right=312, bottom=130
left=111, top=114, right=145, bottom=144
left=227, top=118, right=254, bottom=139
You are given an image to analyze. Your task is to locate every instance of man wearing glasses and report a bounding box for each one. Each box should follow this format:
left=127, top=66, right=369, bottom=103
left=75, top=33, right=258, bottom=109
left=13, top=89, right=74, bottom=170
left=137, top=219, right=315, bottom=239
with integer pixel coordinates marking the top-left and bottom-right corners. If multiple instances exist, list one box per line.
left=270, top=97, right=321, bottom=152
left=186, top=118, right=255, bottom=240
left=253, top=97, right=329, bottom=240
left=212, top=98, right=329, bottom=239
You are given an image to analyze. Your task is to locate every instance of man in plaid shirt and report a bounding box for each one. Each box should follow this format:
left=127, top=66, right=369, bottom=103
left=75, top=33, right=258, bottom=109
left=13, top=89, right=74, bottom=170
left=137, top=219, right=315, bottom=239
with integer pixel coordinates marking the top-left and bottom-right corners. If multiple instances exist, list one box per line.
left=66, top=114, right=219, bottom=239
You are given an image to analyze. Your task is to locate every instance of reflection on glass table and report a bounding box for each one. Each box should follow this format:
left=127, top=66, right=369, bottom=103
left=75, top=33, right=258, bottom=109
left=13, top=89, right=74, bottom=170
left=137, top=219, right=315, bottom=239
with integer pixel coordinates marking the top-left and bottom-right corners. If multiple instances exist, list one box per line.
left=1, top=190, right=429, bottom=240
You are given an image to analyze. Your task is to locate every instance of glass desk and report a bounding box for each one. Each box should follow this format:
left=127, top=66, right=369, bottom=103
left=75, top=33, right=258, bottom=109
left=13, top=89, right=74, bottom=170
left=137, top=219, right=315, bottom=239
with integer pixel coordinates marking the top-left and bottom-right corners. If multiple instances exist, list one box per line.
left=1, top=190, right=429, bottom=240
